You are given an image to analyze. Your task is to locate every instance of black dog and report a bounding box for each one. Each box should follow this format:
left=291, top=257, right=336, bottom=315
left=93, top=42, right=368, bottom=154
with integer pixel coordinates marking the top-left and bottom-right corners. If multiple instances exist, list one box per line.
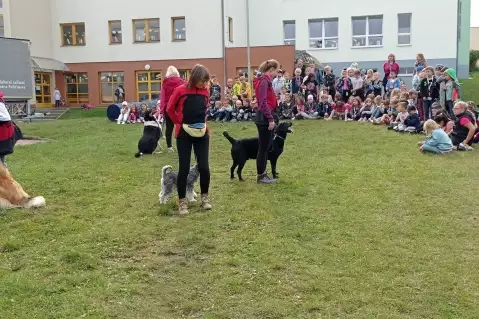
left=223, top=122, right=293, bottom=181
left=134, top=109, right=163, bottom=158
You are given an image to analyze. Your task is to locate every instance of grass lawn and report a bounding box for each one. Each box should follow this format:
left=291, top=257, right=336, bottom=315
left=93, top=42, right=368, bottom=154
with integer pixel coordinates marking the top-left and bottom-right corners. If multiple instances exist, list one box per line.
left=460, top=71, right=479, bottom=103
left=1, top=112, right=479, bottom=318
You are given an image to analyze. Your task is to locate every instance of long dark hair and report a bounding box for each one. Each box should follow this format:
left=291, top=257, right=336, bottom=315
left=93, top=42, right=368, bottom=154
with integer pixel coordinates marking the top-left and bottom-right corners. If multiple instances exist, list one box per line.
left=187, top=64, right=210, bottom=89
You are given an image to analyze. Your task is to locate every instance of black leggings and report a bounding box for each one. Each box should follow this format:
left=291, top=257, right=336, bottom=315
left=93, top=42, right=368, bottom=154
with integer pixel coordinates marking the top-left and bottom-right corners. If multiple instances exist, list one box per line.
left=256, top=125, right=273, bottom=175
left=165, top=114, right=174, bottom=148
left=176, top=131, right=210, bottom=199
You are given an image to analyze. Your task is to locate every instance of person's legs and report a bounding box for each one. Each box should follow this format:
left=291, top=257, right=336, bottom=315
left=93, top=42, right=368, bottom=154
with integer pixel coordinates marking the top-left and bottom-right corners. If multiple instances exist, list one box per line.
left=446, top=100, right=454, bottom=116
left=193, top=135, right=212, bottom=209
left=0, top=155, right=7, bottom=168
left=256, top=125, right=275, bottom=183
left=421, top=144, right=442, bottom=154
left=423, top=99, right=432, bottom=120
left=176, top=136, right=193, bottom=200
left=165, top=114, right=174, bottom=149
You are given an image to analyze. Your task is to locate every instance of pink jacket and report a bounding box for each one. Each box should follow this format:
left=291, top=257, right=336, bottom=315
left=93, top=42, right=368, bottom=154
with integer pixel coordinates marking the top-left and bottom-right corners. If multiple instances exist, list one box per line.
left=383, top=62, right=400, bottom=78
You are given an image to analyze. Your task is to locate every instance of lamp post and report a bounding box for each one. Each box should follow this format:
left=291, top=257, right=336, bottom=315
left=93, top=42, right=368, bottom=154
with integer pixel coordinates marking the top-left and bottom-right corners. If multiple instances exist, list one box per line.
left=246, top=0, right=251, bottom=83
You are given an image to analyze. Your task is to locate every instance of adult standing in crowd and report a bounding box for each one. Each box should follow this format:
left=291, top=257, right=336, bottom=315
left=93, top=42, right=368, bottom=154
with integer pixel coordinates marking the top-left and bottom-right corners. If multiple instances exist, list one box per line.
left=166, top=65, right=212, bottom=215
left=157, top=66, right=184, bottom=153
left=414, top=53, right=427, bottom=75
left=253, top=59, right=280, bottom=184
left=383, top=53, right=400, bottom=89
left=53, top=88, right=61, bottom=108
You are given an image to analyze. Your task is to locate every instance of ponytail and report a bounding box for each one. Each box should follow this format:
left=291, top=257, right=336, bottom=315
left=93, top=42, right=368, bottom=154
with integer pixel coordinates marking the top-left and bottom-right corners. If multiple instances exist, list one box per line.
left=258, top=59, right=279, bottom=73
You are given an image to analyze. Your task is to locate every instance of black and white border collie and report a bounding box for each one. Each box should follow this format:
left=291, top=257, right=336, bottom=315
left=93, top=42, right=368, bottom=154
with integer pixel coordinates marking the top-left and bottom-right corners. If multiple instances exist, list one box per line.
left=134, top=110, right=163, bottom=158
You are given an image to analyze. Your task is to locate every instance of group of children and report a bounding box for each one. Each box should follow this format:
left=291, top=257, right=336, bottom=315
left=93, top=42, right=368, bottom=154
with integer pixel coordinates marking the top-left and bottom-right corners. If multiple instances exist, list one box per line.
left=116, top=101, right=151, bottom=124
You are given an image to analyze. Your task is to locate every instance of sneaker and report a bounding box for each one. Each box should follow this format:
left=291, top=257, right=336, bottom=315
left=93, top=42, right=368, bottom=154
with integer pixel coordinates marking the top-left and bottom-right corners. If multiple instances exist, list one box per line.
left=167, top=147, right=175, bottom=153
left=257, top=173, right=277, bottom=184
left=121, top=122, right=126, bottom=125
left=178, top=198, right=189, bottom=216
left=201, top=194, right=212, bottom=210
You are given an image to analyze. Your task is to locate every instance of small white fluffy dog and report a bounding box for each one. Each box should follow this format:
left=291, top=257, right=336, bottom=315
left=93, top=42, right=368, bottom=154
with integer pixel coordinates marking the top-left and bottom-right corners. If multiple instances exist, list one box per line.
left=159, top=165, right=200, bottom=204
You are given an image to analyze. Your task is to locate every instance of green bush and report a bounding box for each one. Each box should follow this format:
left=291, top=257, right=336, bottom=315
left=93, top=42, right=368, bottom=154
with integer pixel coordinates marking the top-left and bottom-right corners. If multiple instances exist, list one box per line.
left=470, top=50, right=479, bottom=71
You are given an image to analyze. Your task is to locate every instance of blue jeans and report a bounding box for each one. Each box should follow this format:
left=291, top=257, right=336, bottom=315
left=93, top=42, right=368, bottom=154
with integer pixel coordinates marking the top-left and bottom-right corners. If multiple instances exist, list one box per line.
left=422, top=144, right=449, bottom=154
left=423, top=99, right=433, bottom=120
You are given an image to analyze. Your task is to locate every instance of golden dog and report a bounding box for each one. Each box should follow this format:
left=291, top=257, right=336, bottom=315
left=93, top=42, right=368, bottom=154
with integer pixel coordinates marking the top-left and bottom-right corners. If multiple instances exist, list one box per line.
left=0, top=165, right=45, bottom=209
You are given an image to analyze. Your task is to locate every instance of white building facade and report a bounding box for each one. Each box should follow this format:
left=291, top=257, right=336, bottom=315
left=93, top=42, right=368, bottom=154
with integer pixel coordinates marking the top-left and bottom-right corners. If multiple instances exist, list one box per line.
left=0, top=0, right=470, bottom=106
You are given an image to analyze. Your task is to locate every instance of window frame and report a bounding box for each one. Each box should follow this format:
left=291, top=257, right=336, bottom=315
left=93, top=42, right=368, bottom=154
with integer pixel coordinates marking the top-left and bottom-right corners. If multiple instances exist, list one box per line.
left=397, top=13, right=412, bottom=46
left=178, top=69, right=191, bottom=81
left=34, top=72, right=52, bottom=106
left=99, top=72, right=125, bottom=103
left=132, top=18, right=160, bottom=43
left=60, top=22, right=86, bottom=46
left=282, top=20, right=296, bottom=46
left=351, top=15, right=383, bottom=48
left=65, top=73, right=89, bottom=104
left=308, top=18, right=339, bottom=50
left=135, top=70, right=162, bottom=102
left=228, top=17, right=233, bottom=43
left=171, top=16, right=186, bottom=41
left=398, top=66, right=415, bottom=77
left=109, top=20, right=122, bottom=44
left=0, top=14, right=4, bottom=37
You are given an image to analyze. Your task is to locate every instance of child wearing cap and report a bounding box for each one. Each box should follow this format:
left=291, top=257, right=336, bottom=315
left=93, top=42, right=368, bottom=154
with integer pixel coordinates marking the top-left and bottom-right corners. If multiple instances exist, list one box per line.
left=117, top=101, right=130, bottom=124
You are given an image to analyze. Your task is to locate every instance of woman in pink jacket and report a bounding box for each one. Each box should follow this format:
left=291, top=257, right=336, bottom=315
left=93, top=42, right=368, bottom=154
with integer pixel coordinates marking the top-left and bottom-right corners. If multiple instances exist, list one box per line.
left=155, top=66, right=184, bottom=152
left=382, top=53, right=400, bottom=90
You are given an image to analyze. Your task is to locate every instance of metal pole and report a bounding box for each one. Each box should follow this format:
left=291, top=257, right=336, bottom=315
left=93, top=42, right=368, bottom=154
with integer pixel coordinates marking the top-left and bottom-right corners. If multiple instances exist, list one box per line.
left=246, top=0, right=251, bottom=82
left=221, top=0, right=226, bottom=91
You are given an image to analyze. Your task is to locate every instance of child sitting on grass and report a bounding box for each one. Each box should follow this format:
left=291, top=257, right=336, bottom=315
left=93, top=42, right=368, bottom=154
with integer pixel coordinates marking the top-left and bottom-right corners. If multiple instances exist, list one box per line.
left=403, top=106, right=422, bottom=133
left=419, top=119, right=453, bottom=154
left=117, top=101, right=130, bottom=124
left=138, top=103, right=148, bottom=123
left=375, top=98, right=398, bottom=125
left=279, top=94, right=294, bottom=120
left=304, top=95, right=319, bottom=119
left=370, top=96, right=384, bottom=122
left=207, top=101, right=219, bottom=121
left=350, top=97, right=362, bottom=121
left=359, top=98, right=373, bottom=122
left=317, top=94, right=332, bottom=118
left=293, top=94, right=305, bottom=120
left=391, top=101, right=409, bottom=131
left=128, top=105, right=139, bottom=123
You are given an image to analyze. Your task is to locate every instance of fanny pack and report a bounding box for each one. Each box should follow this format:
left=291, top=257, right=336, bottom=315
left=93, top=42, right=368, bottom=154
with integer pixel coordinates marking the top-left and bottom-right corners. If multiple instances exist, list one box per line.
left=182, top=123, right=206, bottom=137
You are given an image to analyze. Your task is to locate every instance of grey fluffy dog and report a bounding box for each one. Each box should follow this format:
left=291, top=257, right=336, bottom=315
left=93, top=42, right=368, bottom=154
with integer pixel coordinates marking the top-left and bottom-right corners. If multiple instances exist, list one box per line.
left=159, top=165, right=200, bottom=204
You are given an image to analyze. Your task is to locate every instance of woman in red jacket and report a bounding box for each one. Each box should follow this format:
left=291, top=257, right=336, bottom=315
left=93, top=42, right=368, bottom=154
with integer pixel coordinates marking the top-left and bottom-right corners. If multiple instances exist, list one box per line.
left=166, top=65, right=211, bottom=215
left=156, top=66, right=184, bottom=152
left=253, top=59, right=280, bottom=184
left=383, top=53, right=400, bottom=90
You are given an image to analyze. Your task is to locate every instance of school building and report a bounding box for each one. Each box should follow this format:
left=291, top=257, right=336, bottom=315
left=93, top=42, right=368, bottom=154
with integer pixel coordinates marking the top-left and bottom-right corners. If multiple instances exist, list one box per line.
left=0, top=0, right=471, bottom=107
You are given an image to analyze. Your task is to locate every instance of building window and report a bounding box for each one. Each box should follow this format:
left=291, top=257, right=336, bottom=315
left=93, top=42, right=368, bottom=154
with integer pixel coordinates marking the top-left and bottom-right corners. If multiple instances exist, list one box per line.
left=351, top=15, right=383, bottom=47
left=178, top=70, right=191, bottom=81
left=136, top=71, right=162, bottom=102
left=283, top=20, right=296, bottom=45
left=397, top=13, right=412, bottom=45
left=99, top=72, right=124, bottom=103
left=109, top=20, right=122, bottom=44
left=133, top=19, right=160, bottom=43
left=61, top=23, right=86, bottom=46
left=308, top=18, right=339, bottom=49
left=172, top=17, right=186, bottom=41
left=236, top=67, right=258, bottom=77
left=0, top=15, right=4, bottom=37
left=34, top=72, right=52, bottom=106
left=228, top=17, right=233, bottom=42
left=398, top=67, right=415, bottom=77
left=65, top=73, right=89, bottom=104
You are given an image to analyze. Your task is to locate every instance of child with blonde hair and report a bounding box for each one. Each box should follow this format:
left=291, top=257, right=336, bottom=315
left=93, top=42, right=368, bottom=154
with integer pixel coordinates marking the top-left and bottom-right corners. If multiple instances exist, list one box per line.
left=117, top=101, right=130, bottom=124
left=420, top=119, right=453, bottom=154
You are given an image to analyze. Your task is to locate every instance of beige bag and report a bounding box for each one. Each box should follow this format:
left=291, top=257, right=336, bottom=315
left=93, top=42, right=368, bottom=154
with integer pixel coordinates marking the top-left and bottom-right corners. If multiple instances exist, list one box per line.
left=182, top=124, right=206, bottom=137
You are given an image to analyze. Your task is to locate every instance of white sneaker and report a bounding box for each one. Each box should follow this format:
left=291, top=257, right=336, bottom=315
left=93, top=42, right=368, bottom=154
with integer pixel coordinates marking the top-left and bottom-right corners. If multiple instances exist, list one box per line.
left=168, top=147, right=175, bottom=153
left=121, top=122, right=126, bottom=124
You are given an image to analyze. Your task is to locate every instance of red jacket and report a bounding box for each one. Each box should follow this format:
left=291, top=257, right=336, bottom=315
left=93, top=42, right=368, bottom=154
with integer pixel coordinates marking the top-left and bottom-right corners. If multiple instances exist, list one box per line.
left=253, top=73, right=277, bottom=123
left=159, top=76, right=184, bottom=115
left=166, top=84, right=210, bottom=137
left=383, top=62, right=400, bottom=78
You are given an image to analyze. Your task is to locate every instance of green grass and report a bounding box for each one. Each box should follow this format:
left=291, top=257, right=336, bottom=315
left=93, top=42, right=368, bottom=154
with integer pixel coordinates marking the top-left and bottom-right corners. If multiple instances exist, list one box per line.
left=461, top=71, right=479, bottom=103
left=1, top=116, right=479, bottom=318
left=59, top=107, right=107, bottom=120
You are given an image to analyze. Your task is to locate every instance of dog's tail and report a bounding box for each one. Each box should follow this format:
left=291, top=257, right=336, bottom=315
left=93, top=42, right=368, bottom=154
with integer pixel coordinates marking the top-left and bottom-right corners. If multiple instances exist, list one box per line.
left=161, top=165, right=173, bottom=176
left=223, top=131, right=238, bottom=145
left=134, top=152, right=143, bottom=158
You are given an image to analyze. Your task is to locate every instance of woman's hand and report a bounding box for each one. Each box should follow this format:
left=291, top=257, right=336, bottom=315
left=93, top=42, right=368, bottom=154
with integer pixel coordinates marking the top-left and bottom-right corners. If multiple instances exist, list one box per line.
left=268, top=121, right=275, bottom=131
